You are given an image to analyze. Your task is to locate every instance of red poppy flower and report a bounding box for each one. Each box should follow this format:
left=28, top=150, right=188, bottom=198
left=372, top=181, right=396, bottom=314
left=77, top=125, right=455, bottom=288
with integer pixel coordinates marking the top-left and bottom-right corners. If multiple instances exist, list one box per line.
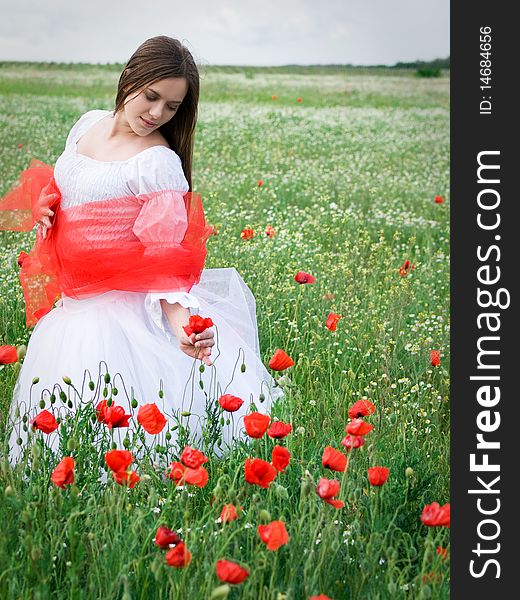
left=257, top=180, right=263, bottom=187
left=137, top=403, right=167, bottom=434
left=271, top=95, right=278, bottom=100
left=216, top=559, right=249, bottom=584
left=154, top=526, right=181, bottom=548
left=240, top=228, right=254, bottom=240
left=0, top=345, right=18, bottom=365
left=51, top=456, right=75, bottom=489
left=325, top=313, right=341, bottom=332
left=104, top=405, right=131, bottom=429
left=297, top=97, right=302, bottom=103
left=316, top=477, right=340, bottom=499
left=165, top=542, right=192, bottom=567
left=218, top=394, right=244, bottom=412
left=271, top=445, right=291, bottom=472
left=180, top=446, right=209, bottom=469
left=367, top=466, right=390, bottom=486
left=17, top=251, right=29, bottom=268
left=244, top=412, right=271, bottom=438
left=436, top=546, right=449, bottom=561
left=398, top=259, right=415, bottom=277
left=105, top=449, right=133, bottom=473
left=265, top=225, right=276, bottom=238
left=322, top=447, right=348, bottom=472
left=434, top=195, right=445, bottom=204
left=244, top=458, right=277, bottom=488
left=113, top=469, right=140, bottom=488
left=430, top=350, right=441, bottom=367
left=209, top=224, right=219, bottom=236
left=31, top=409, right=59, bottom=434
left=168, top=461, right=186, bottom=484
left=341, top=434, right=365, bottom=451
left=268, top=421, right=292, bottom=439
left=258, top=520, right=289, bottom=550
left=294, top=271, right=315, bottom=284
left=96, top=400, right=130, bottom=428
left=183, top=315, right=214, bottom=336
left=345, top=418, right=373, bottom=436
left=316, top=477, right=344, bottom=509
left=309, top=596, right=334, bottom=600
left=220, top=504, right=238, bottom=523
left=421, top=502, right=450, bottom=527
left=184, top=466, right=209, bottom=488
left=18, top=143, right=23, bottom=149
left=268, top=349, right=294, bottom=371
left=348, top=399, right=376, bottom=420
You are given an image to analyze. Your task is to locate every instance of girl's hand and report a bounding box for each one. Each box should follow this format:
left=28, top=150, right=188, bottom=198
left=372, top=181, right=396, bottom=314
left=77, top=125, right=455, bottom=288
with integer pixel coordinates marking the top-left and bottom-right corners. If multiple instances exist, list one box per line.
left=178, top=328, right=215, bottom=366
left=36, top=207, right=55, bottom=239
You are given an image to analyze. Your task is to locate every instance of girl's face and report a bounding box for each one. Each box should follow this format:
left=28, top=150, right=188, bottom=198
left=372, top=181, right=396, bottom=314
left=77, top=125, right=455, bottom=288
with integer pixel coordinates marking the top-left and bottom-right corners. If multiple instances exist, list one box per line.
left=122, top=77, right=188, bottom=136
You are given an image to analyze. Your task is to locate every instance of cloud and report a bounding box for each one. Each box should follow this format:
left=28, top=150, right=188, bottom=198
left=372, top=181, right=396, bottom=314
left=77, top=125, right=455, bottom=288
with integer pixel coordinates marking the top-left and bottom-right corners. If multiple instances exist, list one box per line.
left=0, top=0, right=449, bottom=65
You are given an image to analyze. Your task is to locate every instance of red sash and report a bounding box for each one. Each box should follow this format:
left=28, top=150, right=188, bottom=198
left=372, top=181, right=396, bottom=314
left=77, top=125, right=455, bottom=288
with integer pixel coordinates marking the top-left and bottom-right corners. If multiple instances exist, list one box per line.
left=0, top=159, right=212, bottom=327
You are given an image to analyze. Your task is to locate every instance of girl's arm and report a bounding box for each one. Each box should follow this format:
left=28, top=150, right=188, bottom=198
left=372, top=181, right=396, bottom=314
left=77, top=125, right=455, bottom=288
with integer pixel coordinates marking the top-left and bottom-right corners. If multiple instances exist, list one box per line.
left=160, top=299, right=190, bottom=339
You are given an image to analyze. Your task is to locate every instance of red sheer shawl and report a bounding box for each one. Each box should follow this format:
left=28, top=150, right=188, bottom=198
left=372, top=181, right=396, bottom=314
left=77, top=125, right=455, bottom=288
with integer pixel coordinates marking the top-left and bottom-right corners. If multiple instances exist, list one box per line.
left=0, top=159, right=212, bottom=327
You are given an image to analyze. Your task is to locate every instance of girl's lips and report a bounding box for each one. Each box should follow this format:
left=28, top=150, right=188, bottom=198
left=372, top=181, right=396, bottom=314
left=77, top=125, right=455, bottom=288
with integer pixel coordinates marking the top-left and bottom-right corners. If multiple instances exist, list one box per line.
left=141, top=117, right=157, bottom=128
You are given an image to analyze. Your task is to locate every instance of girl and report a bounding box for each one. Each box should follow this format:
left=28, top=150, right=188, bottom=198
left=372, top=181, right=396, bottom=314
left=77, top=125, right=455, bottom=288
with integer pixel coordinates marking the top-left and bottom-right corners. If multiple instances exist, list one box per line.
left=1, top=36, right=282, bottom=462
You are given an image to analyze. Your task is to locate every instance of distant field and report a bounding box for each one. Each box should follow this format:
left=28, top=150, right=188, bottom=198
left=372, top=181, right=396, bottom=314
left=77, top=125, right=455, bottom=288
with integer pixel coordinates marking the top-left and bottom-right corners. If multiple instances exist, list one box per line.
left=0, top=64, right=450, bottom=599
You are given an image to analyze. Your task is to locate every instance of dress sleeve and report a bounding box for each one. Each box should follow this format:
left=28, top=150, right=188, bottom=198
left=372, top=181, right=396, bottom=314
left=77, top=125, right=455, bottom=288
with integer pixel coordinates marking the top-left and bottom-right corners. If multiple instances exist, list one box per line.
left=126, top=147, right=200, bottom=340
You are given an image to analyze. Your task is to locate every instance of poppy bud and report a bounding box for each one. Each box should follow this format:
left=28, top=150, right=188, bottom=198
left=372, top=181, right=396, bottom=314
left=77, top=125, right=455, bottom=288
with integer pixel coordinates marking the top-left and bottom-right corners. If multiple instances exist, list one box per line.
left=199, top=364, right=205, bottom=373
left=67, top=437, right=78, bottom=451
left=259, top=509, right=271, bottom=521
left=104, top=373, right=111, bottom=384
left=274, top=484, right=289, bottom=500
left=300, top=478, right=313, bottom=499
left=88, top=381, right=95, bottom=391
left=210, top=585, right=231, bottom=599
left=39, top=400, right=45, bottom=409
left=4, top=485, right=14, bottom=497
left=158, top=389, right=164, bottom=398
left=112, top=387, right=118, bottom=396
left=17, top=345, right=27, bottom=360
left=259, top=393, right=265, bottom=403
left=405, top=467, right=414, bottom=478
left=131, top=399, right=138, bottom=408
left=241, top=363, right=246, bottom=373
left=13, top=362, right=21, bottom=376
left=62, top=376, right=72, bottom=385
left=50, top=394, right=56, bottom=404
left=30, top=548, right=42, bottom=561
left=181, top=411, right=191, bottom=417
left=32, top=377, right=40, bottom=385
left=31, top=443, right=41, bottom=459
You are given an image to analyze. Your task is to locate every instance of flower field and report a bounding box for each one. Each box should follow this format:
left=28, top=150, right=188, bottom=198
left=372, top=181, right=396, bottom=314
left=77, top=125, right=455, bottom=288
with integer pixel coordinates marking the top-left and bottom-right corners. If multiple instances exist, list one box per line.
left=0, top=64, right=450, bottom=599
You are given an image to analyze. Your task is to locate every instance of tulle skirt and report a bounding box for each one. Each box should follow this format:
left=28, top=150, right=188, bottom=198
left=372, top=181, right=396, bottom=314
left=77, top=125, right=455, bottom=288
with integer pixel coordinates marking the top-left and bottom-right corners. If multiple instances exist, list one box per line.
left=8, top=267, right=284, bottom=463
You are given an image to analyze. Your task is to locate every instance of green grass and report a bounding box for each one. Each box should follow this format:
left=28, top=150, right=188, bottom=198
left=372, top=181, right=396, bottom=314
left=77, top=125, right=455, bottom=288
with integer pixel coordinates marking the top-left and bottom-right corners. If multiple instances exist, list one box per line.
left=0, top=64, right=450, bottom=599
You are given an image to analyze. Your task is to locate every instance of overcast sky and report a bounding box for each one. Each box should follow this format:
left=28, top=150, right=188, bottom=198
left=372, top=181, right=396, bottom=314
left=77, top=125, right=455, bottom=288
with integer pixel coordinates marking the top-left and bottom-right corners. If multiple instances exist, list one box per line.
left=0, top=0, right=449, bottom=66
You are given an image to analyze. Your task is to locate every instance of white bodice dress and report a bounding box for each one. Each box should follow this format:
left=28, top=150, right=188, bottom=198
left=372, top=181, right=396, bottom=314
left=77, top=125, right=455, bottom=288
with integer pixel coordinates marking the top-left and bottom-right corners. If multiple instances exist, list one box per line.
left=9, top=110, right=283, bottom=461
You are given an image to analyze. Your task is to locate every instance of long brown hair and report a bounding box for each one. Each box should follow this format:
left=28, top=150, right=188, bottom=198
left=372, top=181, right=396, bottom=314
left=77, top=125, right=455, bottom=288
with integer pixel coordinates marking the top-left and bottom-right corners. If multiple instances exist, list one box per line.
left=114, top=36, right=199, bottom=190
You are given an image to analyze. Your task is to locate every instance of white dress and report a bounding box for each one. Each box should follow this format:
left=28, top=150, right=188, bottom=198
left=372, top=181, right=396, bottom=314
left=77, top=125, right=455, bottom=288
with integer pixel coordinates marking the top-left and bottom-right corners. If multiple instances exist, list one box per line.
left=9, top=109, right=283, bottom=461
